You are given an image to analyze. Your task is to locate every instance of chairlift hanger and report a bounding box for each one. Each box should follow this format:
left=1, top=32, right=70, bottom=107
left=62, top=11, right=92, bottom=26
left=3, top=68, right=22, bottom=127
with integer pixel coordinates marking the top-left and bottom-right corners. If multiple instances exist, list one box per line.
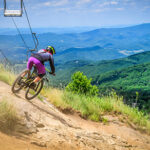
left=32, top=32, right=39, bottom=51
left=4, top=0, right=23, bottom=17
left=3, top=0, right=39, bottom=60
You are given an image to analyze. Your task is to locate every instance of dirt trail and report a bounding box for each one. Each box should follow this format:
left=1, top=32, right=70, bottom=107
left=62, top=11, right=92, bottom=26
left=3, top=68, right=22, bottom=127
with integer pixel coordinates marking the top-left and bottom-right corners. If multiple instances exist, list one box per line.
left=0, top=81, right=150, bottom=150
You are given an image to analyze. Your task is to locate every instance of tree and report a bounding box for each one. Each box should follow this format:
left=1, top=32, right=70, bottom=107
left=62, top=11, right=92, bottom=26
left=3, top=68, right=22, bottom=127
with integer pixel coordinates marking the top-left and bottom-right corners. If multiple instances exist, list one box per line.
left=66, top=71, right=99, bottom=96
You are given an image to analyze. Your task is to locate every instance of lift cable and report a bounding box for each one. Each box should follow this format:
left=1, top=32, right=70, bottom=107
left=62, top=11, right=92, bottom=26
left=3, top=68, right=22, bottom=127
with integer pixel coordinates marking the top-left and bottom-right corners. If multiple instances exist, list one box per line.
left=22, top=1, right=37, bottom=51
left=0, top=49, right=12, bottom=66
left=11, top=17, right=30, bottom=50
left=4, top=0, right=38, bottom=61
left=4, top=0, right=30, bottom=50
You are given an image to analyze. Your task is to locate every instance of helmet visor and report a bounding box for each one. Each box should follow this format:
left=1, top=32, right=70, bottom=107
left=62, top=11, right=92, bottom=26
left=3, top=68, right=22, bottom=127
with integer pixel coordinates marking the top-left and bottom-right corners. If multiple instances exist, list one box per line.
left=47, top=46, right=56, bottom=54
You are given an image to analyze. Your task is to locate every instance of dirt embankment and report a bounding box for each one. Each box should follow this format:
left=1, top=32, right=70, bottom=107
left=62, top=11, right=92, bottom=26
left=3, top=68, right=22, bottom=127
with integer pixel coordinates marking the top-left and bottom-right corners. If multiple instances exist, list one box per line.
left=0, top=81, right=150, bottom=150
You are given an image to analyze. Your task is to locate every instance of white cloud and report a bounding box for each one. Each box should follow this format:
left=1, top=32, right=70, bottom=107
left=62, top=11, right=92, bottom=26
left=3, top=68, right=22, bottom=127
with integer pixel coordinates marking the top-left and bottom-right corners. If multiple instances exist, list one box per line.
left=43, top=0, right=69, bottom=7
left=93, top=8, right=108, bottom=13
left=122, top=0, right=136, bottom=6
left=7, top=0, right=20, bottom=2
left=142, top=6, right=150, bottom=11
left=116, top=7, right=124, bottom=11
left=119, top=49, right=144, bottom=56
left=43, top=2, right=52, bottom=6
left=98, top=2, right=110, bottom=7
left=32, top=0, right=121, bottom=13
left=55, top=7, right=71, bottom=12
left=31, top=0, right=69, bottom=10
left=110, top=1, right=118, bottom=5
left=77, top=0, right=91, bottom=5
left=130, top=2, right=136, bottom=6
left=76, top=0, right=91, bottom=8
left=53, top=0, right=69, bottom=7
left=98, top=1, right=118, bottom=8
left=119, top=50, right=132, bottom=56
left=133, top=49, right=144, bottom=53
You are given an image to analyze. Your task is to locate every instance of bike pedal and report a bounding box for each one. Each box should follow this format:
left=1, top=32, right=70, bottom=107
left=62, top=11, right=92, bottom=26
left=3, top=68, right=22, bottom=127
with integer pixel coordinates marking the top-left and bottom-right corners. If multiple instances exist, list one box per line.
left=29, top=82, right=36, bottom=90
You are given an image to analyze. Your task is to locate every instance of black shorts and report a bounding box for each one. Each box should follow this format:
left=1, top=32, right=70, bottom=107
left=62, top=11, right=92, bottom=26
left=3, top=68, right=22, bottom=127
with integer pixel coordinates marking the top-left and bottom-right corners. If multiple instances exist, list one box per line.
left=38, top=73, right=46, bottom=78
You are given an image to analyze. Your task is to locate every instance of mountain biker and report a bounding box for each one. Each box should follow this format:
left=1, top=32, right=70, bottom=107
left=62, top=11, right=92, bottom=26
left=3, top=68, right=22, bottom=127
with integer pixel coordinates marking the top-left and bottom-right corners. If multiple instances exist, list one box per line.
left=21, top=46, right=56, bottom=87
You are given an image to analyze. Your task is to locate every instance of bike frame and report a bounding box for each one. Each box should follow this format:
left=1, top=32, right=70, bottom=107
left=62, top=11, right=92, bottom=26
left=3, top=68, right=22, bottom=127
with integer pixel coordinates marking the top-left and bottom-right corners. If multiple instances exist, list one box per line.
left=23, top=66, right=50, bottom=86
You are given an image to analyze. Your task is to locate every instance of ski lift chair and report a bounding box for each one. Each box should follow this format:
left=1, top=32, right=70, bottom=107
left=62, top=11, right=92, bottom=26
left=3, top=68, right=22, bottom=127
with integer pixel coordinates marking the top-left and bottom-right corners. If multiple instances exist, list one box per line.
left=4, top=0, right=23, bottom=17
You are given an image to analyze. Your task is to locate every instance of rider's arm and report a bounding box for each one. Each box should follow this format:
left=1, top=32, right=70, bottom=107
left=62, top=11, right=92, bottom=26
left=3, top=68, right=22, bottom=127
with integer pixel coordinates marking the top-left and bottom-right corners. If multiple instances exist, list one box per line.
left=49, top=55, right=55, bottom=74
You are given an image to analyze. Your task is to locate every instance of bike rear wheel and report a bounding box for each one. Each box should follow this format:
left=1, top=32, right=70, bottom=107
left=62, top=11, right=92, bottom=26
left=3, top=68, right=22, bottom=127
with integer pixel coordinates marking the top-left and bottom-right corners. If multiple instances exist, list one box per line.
left=11, top=69, right=29, bottom=93
left=25, top=79, right=44, bottom=100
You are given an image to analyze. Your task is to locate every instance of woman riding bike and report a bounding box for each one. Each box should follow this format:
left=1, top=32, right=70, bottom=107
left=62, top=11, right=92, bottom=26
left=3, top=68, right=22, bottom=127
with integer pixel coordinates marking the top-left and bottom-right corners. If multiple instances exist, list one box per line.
left=22, top=45, right=56, bottom=88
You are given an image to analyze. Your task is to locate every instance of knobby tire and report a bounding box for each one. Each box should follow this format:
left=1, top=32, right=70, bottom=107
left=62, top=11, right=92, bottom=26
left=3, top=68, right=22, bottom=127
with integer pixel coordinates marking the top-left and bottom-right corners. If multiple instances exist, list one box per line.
left=11, top=69, right=29, bottom=93
left=25, top=79, right=44, bottom=100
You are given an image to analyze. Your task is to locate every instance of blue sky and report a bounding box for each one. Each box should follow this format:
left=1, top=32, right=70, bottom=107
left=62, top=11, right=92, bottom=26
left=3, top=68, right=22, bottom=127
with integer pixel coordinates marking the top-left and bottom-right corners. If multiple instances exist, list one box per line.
left=0, top=0, right=150, bottom=28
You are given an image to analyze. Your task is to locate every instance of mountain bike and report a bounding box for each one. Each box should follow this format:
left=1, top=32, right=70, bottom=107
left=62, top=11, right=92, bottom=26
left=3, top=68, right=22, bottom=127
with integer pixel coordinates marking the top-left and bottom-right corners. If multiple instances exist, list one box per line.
left=11, top=65, right=52, bottom=100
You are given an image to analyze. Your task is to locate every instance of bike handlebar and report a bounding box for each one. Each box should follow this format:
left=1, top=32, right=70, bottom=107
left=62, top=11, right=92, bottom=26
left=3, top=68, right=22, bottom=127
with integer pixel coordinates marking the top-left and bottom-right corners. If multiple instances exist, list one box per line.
left=45, top=68, right=56, bottom=76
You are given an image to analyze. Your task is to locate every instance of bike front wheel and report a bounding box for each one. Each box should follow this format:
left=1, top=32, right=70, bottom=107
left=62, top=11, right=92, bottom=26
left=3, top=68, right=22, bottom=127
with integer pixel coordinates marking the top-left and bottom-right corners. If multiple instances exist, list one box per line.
left=25, top=79, right=44, bottom=100
left=11, top=69, right=29, bottom=93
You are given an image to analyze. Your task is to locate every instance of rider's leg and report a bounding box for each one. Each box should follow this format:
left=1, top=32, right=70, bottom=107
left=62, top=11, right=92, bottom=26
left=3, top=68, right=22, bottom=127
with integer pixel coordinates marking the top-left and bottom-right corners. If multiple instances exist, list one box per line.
left=33, top=60, right=46, bottom=83
left=21, top=69, right=30, bottom=78
left=30, top=74, right=45, bottom=89
left=29, top=59, right=46, bottom=89
left=21, top=57, right=34, bottom=78
left=25, top=57, right=46, bottom=84
left=33, top=76, right=41, bottom=82
left=33, top=73, right=46, bottom=83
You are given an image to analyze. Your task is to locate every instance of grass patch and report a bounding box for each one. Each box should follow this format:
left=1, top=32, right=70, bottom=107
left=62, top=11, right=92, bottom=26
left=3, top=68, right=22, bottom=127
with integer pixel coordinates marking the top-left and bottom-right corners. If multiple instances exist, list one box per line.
left=41, top=87, right=69, bottom=109
left=0, top=64, right=150, bottom=134
left=44, top=89, right=150, bottom=134
left=0, top=65, right=15, bottom=85
left=0, top=99, right=19, bottom=133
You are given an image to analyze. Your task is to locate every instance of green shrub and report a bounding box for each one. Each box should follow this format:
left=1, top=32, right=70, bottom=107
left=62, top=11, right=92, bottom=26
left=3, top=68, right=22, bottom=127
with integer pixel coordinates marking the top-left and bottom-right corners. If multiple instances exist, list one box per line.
left=66, top=71, right=99, bottom=96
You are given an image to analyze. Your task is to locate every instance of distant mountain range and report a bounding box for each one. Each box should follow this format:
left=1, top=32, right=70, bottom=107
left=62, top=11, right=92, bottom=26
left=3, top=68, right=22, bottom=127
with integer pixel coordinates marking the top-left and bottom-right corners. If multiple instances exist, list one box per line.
left=54, top=50, right=150, bottom=84
left=0, top=27, right=98, bottom=35
left=0, top=23, right=150, bottom=63
left=38, top=23, right=150, bottom=53
left=1, top=23, right=150, bottom=111
left=55, top=46, right=125, bottom=63
left=53, top=50, right=150, bottom=112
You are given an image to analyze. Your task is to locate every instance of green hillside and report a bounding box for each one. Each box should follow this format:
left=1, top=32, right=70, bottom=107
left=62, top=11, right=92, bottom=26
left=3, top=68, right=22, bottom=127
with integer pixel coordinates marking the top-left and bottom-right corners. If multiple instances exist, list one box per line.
left=51, top=51, right=150, bottom=112
left=53, top=51, right=150, bottom=86
left=92, top=62, right=150, bottom=112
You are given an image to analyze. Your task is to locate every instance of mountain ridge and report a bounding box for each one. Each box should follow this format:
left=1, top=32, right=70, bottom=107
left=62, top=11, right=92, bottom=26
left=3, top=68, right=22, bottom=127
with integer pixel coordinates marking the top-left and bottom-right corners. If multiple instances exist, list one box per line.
left=1, top=23, right=150, bottom=63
